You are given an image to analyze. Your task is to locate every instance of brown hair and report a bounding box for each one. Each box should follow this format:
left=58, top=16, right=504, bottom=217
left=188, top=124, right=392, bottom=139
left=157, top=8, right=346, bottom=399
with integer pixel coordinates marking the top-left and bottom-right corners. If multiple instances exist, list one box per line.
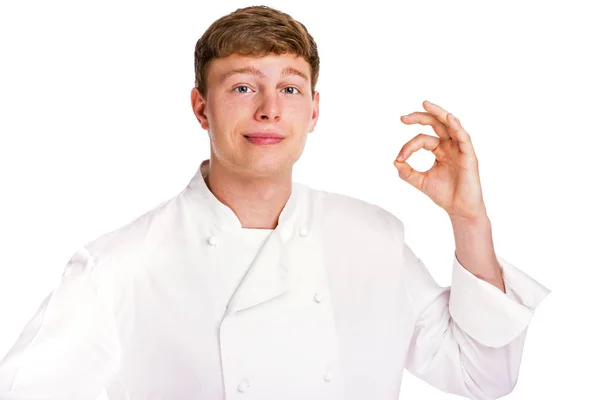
left=194, top=5, right=320, bottom=98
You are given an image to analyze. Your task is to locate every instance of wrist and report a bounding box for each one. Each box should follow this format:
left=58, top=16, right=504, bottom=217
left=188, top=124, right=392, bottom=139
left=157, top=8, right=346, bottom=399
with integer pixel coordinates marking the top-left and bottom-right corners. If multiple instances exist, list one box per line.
left=450, top=213, right=491, bottom=233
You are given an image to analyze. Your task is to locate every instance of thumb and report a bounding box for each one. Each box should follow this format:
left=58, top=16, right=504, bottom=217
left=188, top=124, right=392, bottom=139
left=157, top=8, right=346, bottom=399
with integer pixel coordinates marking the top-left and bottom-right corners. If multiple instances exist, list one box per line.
left=393, top=159, right=424, bottom=191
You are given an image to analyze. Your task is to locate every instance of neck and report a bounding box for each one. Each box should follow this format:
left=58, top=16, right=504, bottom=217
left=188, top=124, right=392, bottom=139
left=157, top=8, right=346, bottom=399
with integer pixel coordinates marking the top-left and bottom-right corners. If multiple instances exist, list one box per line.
left=203, top=157, right=292, bottom=230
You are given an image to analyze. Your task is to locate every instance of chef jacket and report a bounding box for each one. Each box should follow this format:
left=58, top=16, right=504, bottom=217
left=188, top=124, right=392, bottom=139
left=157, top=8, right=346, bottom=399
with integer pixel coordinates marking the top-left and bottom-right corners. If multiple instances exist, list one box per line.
left=0, top=158, right=550, bottom=400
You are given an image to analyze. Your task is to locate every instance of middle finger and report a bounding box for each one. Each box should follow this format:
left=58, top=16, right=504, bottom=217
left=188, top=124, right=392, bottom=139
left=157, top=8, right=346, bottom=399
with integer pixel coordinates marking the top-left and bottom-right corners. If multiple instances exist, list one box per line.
left=401, top=112, right=450, bottom=139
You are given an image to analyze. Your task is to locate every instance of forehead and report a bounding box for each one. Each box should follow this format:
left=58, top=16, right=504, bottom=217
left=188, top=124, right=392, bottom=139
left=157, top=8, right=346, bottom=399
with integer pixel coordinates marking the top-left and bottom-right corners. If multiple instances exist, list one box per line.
left=207, top=53, right=311, bottom=82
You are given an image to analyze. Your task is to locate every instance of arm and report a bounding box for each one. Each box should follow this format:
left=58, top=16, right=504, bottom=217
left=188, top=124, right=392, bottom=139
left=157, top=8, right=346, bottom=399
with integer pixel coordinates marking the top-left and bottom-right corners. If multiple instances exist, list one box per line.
left=394, top=101, right=550, bottom=397
left=401, top=223, right=550, bottom=400
left=0, top=247, right=121, bottom=400
left=451, top=214, right=505, bottom=292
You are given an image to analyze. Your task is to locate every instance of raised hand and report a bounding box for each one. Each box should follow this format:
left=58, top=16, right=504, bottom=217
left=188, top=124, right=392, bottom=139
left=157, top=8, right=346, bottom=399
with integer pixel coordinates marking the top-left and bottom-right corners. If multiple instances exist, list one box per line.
left=393, top=100, right=487, bottom=221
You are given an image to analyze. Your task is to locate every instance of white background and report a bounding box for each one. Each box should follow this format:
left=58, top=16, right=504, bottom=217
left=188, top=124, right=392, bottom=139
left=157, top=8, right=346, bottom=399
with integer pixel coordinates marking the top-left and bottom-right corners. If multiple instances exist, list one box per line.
left=0, top=0, right=598, bottom=398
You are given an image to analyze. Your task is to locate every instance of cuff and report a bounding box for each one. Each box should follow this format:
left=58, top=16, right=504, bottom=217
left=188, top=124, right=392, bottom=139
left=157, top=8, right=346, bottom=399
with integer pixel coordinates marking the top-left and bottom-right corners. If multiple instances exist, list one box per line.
left=448, top=254, right=550, bottom=348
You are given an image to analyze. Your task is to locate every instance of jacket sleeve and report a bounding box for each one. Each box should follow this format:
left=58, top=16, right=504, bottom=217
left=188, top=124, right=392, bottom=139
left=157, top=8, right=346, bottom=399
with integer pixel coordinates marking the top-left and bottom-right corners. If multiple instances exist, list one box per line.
left=401, top=238, right=550, bottom=400
left=0, top=247, right=121, bottom=400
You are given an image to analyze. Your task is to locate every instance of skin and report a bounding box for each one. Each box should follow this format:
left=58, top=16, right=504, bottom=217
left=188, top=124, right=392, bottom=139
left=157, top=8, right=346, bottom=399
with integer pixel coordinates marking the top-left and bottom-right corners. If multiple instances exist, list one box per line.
left=190, top=53, right=319, bottom=230
left=396, top=102, right=504, bottom=292
left=192, top=53, right=504, bottom=292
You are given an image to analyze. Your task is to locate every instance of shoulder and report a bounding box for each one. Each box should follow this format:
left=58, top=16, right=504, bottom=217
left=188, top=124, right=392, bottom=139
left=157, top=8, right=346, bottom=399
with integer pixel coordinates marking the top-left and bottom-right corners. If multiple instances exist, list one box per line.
left=303, top=184, right=406, bottom=241
left=81, top=190, right=192, bottom=274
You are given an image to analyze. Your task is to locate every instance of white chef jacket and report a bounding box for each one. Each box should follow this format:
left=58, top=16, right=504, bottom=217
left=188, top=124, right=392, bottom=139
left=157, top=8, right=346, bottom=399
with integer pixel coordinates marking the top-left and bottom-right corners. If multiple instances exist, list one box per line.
left=0, top=159, right=550, bottom=400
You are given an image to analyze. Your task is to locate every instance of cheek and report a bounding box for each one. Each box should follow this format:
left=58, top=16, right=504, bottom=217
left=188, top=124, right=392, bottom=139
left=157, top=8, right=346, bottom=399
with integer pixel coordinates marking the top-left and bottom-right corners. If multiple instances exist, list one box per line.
left=208, top=98, right=243, bottom=127
left=292, top=107, right=314, bottom=126
left=207, top=99, right=248, bottom=143
left=293, top=98, right=315, bottom=118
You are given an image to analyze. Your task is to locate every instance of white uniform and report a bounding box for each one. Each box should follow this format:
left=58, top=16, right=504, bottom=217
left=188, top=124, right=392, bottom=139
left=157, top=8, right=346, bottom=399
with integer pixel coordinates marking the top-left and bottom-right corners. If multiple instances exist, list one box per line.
left=0, top=159, right=550, bottom=400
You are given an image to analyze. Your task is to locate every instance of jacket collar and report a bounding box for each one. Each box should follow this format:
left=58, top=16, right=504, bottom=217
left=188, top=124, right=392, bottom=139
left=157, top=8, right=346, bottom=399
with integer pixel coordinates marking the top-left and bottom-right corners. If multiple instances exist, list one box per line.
left=185, top=159, right=305, bottom=237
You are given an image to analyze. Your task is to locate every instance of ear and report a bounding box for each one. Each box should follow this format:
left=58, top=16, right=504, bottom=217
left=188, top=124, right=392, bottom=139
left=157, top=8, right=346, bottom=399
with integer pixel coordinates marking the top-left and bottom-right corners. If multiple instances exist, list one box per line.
left=191, top=87, right=209, bottom=130
left=308, top=91, right=320, bottom=133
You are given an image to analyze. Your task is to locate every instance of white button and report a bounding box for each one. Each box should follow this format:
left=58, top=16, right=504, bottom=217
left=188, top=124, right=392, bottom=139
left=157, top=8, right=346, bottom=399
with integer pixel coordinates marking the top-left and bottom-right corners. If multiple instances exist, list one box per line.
left=314, top=293, right=324, bottom=303
left=208, top=236, right=218, bottom=246
left=237, top=379, right=250, bottom=393
left=299, top=228, right=308, bottom=237
left=323, top=371, right=333, bottom=382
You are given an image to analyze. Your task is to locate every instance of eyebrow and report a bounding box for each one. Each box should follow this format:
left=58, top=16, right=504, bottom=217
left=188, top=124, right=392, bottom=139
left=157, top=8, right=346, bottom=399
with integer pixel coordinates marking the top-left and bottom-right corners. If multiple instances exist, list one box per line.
left=218, top=66, right=308, bottom=84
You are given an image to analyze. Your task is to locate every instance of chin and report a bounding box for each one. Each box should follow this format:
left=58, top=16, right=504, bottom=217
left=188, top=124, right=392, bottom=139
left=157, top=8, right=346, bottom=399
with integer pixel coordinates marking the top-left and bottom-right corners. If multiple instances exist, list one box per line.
left=242, top=156, right=294, bottom=177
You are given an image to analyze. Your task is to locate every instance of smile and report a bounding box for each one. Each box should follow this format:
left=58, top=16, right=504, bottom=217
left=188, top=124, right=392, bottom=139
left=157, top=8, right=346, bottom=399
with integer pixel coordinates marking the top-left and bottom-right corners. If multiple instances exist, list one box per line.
left=244, top=136, right=284, bottom=145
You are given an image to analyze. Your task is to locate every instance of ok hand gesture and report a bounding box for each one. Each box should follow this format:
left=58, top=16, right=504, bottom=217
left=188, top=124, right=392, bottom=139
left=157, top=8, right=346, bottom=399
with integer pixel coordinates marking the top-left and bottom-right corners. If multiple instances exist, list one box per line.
left=394, top=100, right=487, bottom=222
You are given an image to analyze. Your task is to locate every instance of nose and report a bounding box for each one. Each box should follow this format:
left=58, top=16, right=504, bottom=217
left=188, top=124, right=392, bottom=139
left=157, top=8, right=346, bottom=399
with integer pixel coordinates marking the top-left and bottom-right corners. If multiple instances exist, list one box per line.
left=254, top=90, right=281, bottom=122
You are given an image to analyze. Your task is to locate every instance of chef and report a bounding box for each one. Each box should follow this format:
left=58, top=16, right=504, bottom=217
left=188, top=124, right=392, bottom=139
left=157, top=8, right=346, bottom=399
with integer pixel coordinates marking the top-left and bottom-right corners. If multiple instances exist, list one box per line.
left=0, top=5, right=549, bottom=400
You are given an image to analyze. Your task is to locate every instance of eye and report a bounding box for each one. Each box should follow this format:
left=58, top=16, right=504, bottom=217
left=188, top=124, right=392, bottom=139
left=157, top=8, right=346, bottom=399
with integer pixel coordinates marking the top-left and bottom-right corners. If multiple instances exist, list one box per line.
left=283, top=87, right=300, bottom=94
left=233, top=85, right=253, bottom=93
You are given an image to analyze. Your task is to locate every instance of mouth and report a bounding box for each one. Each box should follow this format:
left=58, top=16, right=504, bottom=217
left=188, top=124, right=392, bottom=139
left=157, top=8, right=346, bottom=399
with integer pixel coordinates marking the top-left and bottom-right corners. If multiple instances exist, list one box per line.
left=244, top=135, right=285, bottom=145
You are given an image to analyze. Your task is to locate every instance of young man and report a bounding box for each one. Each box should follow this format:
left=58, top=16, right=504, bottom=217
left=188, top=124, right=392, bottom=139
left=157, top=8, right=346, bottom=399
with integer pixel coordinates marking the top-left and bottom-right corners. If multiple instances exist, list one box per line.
left=0, top=5, right=549, bottom=400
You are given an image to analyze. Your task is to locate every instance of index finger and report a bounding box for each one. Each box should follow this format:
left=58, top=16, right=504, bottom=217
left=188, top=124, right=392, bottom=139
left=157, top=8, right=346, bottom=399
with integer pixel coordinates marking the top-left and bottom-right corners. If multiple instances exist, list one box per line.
left=423, top=101, right=474, bottom=153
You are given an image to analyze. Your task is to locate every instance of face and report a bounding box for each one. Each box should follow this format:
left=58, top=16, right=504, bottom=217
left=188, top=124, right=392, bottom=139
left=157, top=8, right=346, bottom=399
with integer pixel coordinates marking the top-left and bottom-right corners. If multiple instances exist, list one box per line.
left=191, top=53, right=320, bottom=179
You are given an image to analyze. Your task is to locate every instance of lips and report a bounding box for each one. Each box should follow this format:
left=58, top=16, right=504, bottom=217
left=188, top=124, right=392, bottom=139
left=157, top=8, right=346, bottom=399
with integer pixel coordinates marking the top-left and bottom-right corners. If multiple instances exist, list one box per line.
left=245, top=136, right=284, bottom=145
left=243, top=132, right=284, bottom=139
left=243, top=132, right=285, bottom=145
